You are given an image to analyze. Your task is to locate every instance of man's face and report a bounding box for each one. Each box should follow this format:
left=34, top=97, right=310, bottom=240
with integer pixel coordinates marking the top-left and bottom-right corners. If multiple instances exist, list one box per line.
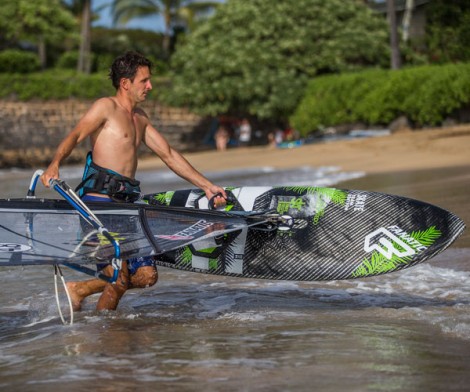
left=130, top=66, right=152, bottom=102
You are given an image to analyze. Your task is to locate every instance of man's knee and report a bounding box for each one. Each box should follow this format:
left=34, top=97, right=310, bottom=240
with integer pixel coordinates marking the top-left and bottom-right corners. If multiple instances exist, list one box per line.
left=130, top=266, right=158, bottom=288
left=103, top=264, right=130, bottom=292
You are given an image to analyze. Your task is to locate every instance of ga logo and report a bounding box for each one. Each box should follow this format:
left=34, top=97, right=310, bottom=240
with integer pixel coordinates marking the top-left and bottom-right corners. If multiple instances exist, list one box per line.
left=0, top=243, right=32, bottom=253
left=364, top=228, right=415, bottom=260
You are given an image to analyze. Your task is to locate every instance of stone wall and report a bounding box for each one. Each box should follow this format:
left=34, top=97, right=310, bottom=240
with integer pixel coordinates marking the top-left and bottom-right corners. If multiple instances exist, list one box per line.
left=0, top=99, right=211, bottom=168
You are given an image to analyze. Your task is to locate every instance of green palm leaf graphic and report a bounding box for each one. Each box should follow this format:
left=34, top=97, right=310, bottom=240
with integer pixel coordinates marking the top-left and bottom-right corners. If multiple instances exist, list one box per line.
left=281, top=186, right=347, bottom=225
left=313, top=209, right=325, bottom=225
left=330, top=189, right=348, bottom=206
left=282, top=186, right=318, bottom=194
left=179, top=247, right=220, bottom=270
left=352, top=226, right=442, bottom=278
left=410, top=226, right=442, bottom=246
left=352, top=251, right=411, bottom=278
left=181, top=246, right=192, bottom=264
left=281, top=186, right=346, bottom=205
left=209, top=259, right=218, bottom=270
left=153, top=191, right=174, bottom=206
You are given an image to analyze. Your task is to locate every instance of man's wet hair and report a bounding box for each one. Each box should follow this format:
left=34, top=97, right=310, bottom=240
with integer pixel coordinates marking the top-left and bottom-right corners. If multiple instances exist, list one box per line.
left=109, top=51, right=152, bottom=89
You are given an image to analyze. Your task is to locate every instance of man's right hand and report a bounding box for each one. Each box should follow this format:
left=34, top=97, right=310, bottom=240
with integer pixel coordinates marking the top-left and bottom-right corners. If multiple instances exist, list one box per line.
left=205, top=185, right=227, bottom=209
left=41, top=165, right=60, bottom=188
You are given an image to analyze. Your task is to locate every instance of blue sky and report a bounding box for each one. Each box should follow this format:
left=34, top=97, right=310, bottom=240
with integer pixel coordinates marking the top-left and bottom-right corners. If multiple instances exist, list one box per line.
left=91, top=0, right=225, bottom=32
left=92, top=0, right=165, bottom=32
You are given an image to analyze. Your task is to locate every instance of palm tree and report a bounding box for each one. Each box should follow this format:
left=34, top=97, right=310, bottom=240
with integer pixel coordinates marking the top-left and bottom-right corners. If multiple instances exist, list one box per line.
left=402, top=0, right=415, bottom=42
left=110, top=0, right=220, bottom=58
left=62, top=0, right=94, bottom=73
left=387, top=0, right=401, bottom=69
left=78, top=0, right=92, bottom=73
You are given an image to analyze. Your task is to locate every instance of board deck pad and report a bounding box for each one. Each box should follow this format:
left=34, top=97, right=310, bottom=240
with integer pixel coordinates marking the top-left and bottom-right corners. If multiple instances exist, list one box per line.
left=144, top=186, right=466, bottom=280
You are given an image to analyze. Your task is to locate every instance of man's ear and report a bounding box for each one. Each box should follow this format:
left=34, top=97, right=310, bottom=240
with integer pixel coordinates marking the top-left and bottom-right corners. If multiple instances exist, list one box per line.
left=120, top=77, right=130, bottom=90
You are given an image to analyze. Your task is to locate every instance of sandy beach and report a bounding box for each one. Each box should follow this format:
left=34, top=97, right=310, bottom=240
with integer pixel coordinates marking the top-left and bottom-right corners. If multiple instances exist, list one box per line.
left=140, top=125, right=470, bottom=174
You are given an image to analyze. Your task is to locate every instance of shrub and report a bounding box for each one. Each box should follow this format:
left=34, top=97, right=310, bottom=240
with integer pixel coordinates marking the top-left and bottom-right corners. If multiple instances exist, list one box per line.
left=56, top=51, right=80, bottom=70
left=0, top=69, right=168, bottom=100
left=0, top=50, right=41, bottom=73
left=0, top=70, right=113, bottom=100
left=290, top=63, right=470, bottom=134
left=94, top=53, right=115, bottom=72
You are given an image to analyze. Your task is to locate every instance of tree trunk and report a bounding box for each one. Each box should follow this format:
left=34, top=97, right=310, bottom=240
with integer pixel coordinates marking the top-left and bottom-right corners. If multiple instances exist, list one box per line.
left=78, top=0, right=92, bottom=74
left=38, top=36, right=47, bottom=70
left=162, top=33, right=171, bottom=59
left=162, top=9, right=172, bottom=59
left=402, top=0, right=414, bottom=42
left=387, top=0, right=401, bottom=69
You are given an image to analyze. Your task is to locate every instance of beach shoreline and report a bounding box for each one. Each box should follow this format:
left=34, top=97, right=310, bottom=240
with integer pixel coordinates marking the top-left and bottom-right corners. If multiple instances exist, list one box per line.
left=140, top=124, right=470, bottom=175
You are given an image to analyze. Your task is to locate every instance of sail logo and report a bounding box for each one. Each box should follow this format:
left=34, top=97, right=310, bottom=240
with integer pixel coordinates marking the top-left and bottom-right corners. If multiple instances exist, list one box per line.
left=154, top=234, right=193, bottom=241
left=364, top=227, right=416, bottom=260
left=0, top=243, right=31, bottom=253
left=155, top=220, right=214, bottom=241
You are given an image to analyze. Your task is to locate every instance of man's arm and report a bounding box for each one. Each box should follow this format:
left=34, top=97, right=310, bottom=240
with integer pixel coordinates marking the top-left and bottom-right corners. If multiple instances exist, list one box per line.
left=143, top=122, right=227, bottom=205
left=41, top=99, right=109, bottom=187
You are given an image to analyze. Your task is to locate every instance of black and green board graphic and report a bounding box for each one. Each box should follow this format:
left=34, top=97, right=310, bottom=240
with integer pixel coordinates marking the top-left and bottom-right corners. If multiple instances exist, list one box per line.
left=144, top=186, right=465, bottom=280
left=0, top=186, right=465, bottom=281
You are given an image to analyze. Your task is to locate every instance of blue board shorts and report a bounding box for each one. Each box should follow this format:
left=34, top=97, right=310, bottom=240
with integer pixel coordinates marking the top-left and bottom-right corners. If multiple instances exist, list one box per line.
left=82, top=194, right=156, bottom=275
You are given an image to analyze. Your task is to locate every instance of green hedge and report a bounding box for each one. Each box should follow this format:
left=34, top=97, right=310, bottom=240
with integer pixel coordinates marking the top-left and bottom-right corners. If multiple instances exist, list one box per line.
left=0, top=70, right=169, bottom=100
left=0, top=71, right=113, bottom=100
left=0, top=50, right=41, bottom=73
left=290, top=63, right=470, bottom=134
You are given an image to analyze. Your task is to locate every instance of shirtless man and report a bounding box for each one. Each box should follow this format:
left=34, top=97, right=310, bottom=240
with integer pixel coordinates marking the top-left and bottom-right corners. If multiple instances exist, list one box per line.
left=41, top=51, right=226, bottom=311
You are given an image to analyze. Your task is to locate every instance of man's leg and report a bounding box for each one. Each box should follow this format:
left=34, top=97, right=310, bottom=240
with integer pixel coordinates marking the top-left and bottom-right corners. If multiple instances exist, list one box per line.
left=66, top=279, right=107, bottom=311
left=66, top=261, right=129, bottom=311
left=96, top=262, right=130, bottom=311
left=129, top=265, right=158, bottom=289
left=93, top=265, right=157, bottom=310
left=66, top=261, right=157, bottom=311
left=127, top=256, right=159, bottom=289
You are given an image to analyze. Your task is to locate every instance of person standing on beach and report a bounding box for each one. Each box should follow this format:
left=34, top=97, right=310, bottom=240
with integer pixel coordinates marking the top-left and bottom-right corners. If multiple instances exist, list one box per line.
left=215, top=124, right=230, bottom=151
left=41, top=51, right=226, bottom=311
left=237, top=118, right=252, bottom=147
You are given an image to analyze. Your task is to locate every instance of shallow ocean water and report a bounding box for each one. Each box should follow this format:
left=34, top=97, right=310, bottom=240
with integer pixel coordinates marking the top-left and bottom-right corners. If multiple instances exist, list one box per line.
left=0, top=164, right=469, bottom=391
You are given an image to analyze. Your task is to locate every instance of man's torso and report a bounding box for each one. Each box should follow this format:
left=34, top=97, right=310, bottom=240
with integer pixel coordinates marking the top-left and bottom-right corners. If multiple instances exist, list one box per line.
left=89, top=97, right=148, bottom=179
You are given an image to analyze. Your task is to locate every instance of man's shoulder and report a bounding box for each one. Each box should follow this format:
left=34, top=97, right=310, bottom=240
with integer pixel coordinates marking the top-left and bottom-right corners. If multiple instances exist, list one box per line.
left=93, top=97, right=117, bottom=109
left=134, top=106, right=149, bottom=118
left=87, top=97, right=118, bottom=119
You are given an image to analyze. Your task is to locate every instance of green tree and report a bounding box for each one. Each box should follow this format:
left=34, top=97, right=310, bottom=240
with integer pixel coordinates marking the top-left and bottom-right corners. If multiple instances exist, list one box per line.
left=91, top=27, right=166, bottom=68
left=0, top=0, right=77, bottom=69
left=165, top=0, right=389, bottom=121
left=425, top=0, right=470, bottom=63
left=110, top=0, right=220, bottom=58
